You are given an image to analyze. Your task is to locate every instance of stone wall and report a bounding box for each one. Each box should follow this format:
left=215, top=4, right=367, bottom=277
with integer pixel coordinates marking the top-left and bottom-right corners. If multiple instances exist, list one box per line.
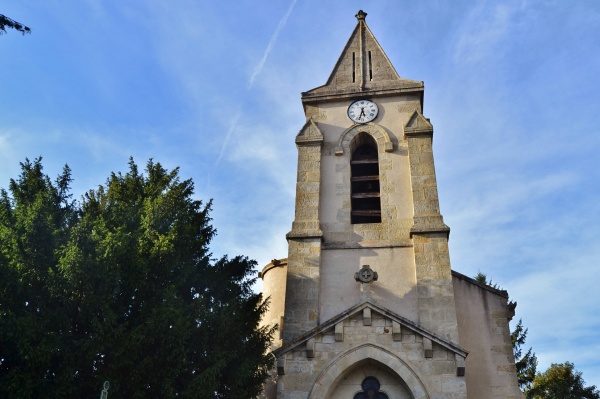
left=452, top=272, right=524, bottom=399
left=260, top=259, right=288, bottom=349
left=277, top=310, right=466, bottom=399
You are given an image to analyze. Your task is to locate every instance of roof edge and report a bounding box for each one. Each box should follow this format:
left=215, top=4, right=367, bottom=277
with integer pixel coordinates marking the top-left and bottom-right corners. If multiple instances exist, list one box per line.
left=274, top=300, right=468, bottom=358
left=301, top=84, right=424, bottom=104
left=451, top=269, right=509, bottom=298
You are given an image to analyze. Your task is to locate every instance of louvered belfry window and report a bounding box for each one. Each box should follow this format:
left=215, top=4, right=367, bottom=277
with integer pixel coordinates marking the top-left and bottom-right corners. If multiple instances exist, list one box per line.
left=351, top=134, right=381, bottom=224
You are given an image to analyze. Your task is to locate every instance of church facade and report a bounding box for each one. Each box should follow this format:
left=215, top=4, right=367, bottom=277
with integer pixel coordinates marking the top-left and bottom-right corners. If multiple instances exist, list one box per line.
left=259, top=11, right=523, bottom=399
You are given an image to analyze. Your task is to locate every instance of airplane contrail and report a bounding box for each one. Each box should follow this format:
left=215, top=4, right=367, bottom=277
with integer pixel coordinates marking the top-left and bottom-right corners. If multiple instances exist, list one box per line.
left=216, top=110, right=242, bottom=165
left=218, top=0, right=297, bottom=165
left=248, top=0, right=298, bottom=88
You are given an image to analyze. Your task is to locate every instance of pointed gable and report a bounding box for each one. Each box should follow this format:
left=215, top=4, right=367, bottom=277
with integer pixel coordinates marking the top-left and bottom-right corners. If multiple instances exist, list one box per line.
left=302, top=10, right=424, bottom=103
left=295, top=118, right=323, bottom=145
left=404, top=110, right=433, bottom=137
left=274, top=300, right=467, bottom=359
left=273, top=300, right=468, bottom=377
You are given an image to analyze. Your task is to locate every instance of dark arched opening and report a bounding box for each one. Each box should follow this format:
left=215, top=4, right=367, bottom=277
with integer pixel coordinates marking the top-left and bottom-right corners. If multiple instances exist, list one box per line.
left=353, top=377, right=390, bottom=399
left=351, top=134, right=381, bottom=224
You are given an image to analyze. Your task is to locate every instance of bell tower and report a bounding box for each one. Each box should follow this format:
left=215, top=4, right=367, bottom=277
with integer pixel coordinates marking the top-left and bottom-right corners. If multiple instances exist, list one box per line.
left=260, top=10, right=523, bottom=399
left=284, top=8, right=459, bottom=343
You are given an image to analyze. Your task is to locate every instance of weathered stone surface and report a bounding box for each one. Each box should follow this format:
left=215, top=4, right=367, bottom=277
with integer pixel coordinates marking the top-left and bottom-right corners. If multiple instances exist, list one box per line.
left=275, top=311, right=467, bottom=399
left=260, top=9, right=523, bottom=399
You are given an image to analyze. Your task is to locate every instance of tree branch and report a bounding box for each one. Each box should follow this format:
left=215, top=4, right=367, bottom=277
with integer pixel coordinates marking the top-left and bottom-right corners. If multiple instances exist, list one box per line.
left=0, top=14, right=31, bottom=35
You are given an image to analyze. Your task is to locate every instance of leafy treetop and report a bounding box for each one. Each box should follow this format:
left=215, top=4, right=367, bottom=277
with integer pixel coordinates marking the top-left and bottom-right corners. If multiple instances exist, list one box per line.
left=0, top=158, right=274, bottom=399
left=526, top=362, right=600, bottom=399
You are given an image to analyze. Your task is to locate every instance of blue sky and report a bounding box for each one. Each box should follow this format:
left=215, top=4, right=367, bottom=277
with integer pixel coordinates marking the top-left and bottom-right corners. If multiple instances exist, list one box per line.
left=2, top=0, right=600, bottom=388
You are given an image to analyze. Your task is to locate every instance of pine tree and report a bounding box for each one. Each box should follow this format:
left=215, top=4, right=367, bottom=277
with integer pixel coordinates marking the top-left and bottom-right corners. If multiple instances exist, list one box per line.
left=512, top=319, right=537, bottom=391
left=0, top=158, right=275, bottom=398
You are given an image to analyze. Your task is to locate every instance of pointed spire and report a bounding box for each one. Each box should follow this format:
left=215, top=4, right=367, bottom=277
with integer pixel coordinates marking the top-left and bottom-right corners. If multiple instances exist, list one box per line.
left=302, top=11, right=423, bottom=103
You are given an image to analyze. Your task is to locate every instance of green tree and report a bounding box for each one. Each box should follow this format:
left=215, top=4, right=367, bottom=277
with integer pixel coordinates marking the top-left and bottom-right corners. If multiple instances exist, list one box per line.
left=0, top=158, right=275, bottom=398
left=475, top=271, right=500, bottom=289
left=512, top=319, right=537, bottom=390
left=526, top=362, right=600, bottom=399
left=0, top=14, right=30, bottom=34
left=474, top=272, right=537, bottom=391
left=0, top=158, right=76, bottom=397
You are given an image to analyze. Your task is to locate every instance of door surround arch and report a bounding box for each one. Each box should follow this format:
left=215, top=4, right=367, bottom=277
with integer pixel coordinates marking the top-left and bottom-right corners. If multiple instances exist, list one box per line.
left=307, top=343, right=430, bottom=399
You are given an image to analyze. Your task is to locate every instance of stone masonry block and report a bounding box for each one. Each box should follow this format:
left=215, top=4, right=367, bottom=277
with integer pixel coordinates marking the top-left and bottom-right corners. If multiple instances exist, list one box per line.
left=335, top=322, right=344, bottom=342
left=441, top=376, right=467, bottom=393
left=497, top=364, right=517, bottom=374
left=410, top=175, right=437, bottom=186
left=423, top=338, right=433, bottom=358
left=491, top=344, right=514, bottom=356
left=277, top=357, right=286, bottom=375
left=335, top=162, right=349, bottom=172
left=305, top=171, right=320, bottom=182
left=411, top=189, right=426, bottom=202
left=321, top=332, right=336, bottom=344
left=353, top=346, right=370, bottom=361
left=306, top=338, right=315, bottom=358
left=392, top=321, right=402, bottom=341
left=308, top=309, right=318, bottom=322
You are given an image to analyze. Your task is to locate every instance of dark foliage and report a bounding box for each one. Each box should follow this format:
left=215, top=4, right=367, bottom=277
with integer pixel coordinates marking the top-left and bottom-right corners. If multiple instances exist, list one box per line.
left=512, top=319, right=538, bottom=390
left=0, top=14, right=30, bottom=35
left=0, top=158, right=274, bottom=398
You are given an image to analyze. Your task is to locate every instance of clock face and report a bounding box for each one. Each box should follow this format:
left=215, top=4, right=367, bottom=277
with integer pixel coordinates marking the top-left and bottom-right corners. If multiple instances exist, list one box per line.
left=348, top=100, right=378, bottom=123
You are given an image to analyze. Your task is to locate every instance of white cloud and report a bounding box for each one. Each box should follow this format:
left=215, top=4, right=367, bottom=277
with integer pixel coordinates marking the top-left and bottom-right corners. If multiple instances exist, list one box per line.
left=510, top=244, right=600, bottom=373
left=453, top=3, right=518, bottom=65
left=450, top=171, right=575, bottom=225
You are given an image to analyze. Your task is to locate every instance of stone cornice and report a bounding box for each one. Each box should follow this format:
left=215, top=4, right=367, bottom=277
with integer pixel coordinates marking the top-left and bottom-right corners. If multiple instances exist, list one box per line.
left=410, top=223, right=451, bottom=238
left=274, top=301, right=468, bottom=359
left=286, top=230, right=323, bottom=240
left=301, top=85, right=424, bottom=104
left=259, top=258, right=288, bottom=280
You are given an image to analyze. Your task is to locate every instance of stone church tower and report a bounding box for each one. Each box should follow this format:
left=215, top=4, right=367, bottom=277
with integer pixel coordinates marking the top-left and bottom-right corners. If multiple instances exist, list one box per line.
left=260, top=11, right=523, bottom=399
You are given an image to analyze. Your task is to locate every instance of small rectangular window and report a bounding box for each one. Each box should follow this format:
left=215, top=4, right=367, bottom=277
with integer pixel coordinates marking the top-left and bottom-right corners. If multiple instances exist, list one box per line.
left=352, top=52, right=356, bottom=83
left=368, top=51, right=373, bottom=81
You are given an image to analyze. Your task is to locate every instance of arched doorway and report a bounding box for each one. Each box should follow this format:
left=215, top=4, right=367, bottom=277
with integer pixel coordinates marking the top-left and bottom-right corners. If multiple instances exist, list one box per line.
left=329, top=359, right=412, bottom=399
left=307, top=344, right=429, bottom=399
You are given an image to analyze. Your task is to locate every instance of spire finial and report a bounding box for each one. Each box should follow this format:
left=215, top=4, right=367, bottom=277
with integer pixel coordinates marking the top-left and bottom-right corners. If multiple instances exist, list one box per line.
left=355, top=10, right=367, bottom=21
